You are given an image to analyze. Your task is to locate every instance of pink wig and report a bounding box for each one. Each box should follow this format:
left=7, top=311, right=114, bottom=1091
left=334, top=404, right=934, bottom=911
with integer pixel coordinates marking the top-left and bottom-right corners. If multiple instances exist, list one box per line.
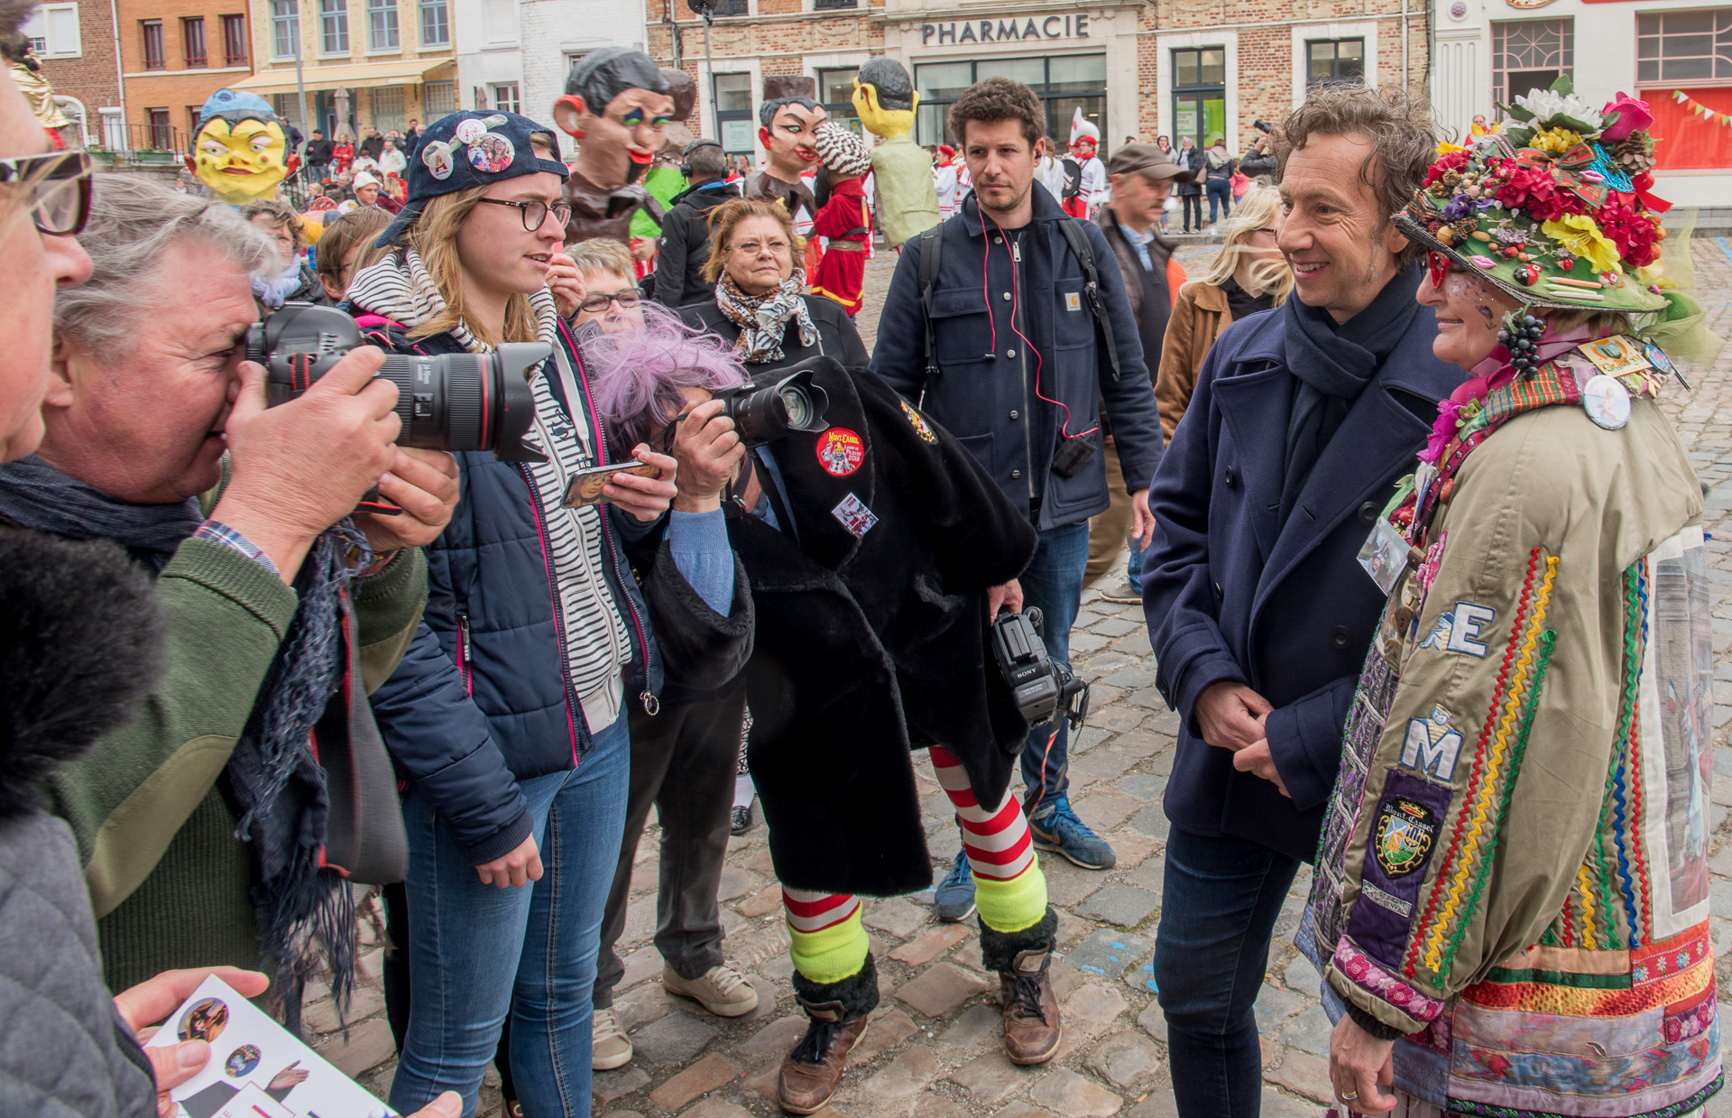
left=584, top=302, right=751, bottom=452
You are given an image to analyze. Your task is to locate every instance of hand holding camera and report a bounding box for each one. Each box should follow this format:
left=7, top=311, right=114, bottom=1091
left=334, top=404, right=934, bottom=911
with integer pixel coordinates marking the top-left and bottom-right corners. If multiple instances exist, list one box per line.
left=669, top=398, right=746, bottom=514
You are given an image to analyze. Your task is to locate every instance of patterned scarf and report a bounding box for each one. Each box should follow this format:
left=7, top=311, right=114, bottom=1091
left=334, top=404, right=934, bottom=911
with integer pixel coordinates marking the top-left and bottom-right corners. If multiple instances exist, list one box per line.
left=345, top=247, right=561, bottom=356
left=714, top=270, right=818, bottom=365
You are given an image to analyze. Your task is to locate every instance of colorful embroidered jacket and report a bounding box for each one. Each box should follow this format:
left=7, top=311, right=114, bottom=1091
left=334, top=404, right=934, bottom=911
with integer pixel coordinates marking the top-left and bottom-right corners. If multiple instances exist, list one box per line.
left=1301, top=350, right=1720, bottom=1118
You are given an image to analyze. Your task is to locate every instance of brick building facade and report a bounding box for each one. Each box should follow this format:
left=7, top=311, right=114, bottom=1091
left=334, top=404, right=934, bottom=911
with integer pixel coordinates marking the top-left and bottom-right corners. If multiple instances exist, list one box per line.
left=19, top=0, right=122, bottom=146
left=115, top=0, right=255, bottom=151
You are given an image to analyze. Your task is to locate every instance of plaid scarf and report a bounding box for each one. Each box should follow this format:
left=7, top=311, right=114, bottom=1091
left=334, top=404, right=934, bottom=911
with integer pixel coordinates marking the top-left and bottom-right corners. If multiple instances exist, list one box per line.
left=714, top=270, right=818, bottom=365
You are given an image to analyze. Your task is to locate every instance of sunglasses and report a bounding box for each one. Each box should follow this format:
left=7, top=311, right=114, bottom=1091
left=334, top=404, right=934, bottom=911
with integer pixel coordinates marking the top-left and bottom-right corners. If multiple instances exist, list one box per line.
left=0, top=150, right=93, bottom=236
left=1425, top=249, right=1469, bottom=289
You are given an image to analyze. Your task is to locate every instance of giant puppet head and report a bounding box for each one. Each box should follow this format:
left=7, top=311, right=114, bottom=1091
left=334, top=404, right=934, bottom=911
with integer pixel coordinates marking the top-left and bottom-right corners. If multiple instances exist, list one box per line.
left=852, top=57, right=916, bottom=142
left=661, top=67, right=698, bottom=149
left=758, top=75, right=825, bottom=184
left=552, top=47, right=674, bottom=189
left=1069, top=107, right=1100, bottom=161
left=187, top=89, right=298, bottom=204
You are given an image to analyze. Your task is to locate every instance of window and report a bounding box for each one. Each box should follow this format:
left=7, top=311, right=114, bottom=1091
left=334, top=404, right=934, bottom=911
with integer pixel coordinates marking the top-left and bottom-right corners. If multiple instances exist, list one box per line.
left=1639, top=10, right=1732, bottom=85
left=1491, top=19, right=1573, bottom=105
left=271, top=93, right=304, bottom=130
left=222, top=14, right=247, bottom=65
left=368, top=0, right=399, bottom=50
left=182, top=17, right=206, bottom=67
left=371, top=85, right=405, bottom=132
left=817, top=67, right=861, bottom=129
left=320, top=0, right=349, bottom=53
left=21, top=4, right=81, bottom=58
left=713, top=72, right=753, bottom=152
left=141, top=20, right=165, bottom=68
left=1169, top=46, right=1227, bottom=146
left=419, top=0, right=448, bottom=46
left=1307, top=38, right=1364, bottom=85
left=712, top=0, right=747, bottom=14
left=270, top=0, right=297, bottom=58
left=423, top=79, right=455, bottom=117
left=147, top=107, right=172, bottom=150
left=814, top=0, right=856, bottom=8
left=489, top=82, right=521, bottom=114
left=915, top=55, right=1107, bottom=146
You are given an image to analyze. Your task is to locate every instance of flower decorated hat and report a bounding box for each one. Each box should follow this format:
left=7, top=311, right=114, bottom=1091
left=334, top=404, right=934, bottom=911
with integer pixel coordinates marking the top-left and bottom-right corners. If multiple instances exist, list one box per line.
left=1397, top=79, right=1671, bottom=314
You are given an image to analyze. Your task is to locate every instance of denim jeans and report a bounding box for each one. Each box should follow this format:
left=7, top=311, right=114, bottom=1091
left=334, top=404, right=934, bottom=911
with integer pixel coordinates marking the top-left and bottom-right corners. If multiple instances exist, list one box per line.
left=1181, top=193, right=1203, bottom=232
left=1154, top=826, right=1300, bottom=1118
left=1018, top=520, right=1090, bottom=813
left=1207, top=179, right=1233, bottom=224
left=1127, top=531, right=1148, bottom=597
left=389, top=715, right=630, bottom=1118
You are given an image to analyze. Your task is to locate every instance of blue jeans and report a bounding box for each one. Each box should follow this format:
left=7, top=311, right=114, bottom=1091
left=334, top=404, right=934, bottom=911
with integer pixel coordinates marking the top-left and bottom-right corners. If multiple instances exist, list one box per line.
left=1154, top=826, right=1300, bottom=1118
left=1127, top=532, right=1148, bottom=596
left=1018, top=520, right=1090, bottom=812
left=1207, top=179, right=1233, bottom=224
left=389, top=716, right=631, bottom=1118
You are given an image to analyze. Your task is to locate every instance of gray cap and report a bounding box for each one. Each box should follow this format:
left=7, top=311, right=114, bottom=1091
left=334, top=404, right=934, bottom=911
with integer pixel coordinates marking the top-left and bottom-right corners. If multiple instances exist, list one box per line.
left=1107, top=143, right=1193, bottom=183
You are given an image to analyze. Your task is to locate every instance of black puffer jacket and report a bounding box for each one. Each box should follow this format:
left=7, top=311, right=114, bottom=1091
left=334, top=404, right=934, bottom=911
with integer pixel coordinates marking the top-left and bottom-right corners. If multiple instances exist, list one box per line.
left=652, top=179, right=741, bottom=309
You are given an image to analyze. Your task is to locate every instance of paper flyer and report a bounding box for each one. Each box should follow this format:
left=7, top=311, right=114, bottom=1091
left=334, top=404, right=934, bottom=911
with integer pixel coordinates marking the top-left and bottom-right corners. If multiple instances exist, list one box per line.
left=143, top=975, right=396, bottom=1118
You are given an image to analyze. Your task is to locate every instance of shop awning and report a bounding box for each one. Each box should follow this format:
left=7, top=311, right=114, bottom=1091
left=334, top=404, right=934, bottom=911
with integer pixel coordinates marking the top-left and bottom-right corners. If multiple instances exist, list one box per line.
left=230, top=57, right=454, bottom=96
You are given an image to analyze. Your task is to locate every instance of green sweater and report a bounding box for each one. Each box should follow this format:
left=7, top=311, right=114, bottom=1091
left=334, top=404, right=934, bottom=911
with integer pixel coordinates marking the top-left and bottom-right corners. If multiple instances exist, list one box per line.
left=46, top=538, right=427, bottom=993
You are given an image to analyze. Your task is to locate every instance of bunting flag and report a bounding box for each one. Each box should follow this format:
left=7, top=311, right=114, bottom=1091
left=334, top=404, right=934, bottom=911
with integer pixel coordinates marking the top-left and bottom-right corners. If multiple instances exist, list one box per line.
left=1672, top=90, right=1732, bottom=128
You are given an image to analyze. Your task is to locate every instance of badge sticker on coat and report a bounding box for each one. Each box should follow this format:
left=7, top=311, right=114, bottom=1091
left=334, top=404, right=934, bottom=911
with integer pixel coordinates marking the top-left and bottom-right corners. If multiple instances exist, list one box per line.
left=899, top=400, right=938, bottom=444
left=1373, top=797, right=1438, bottom=878
left=816, top=427, right=865, bottom=476
left=1065, top=292, right=1082, bottom=312
left=832, top=493, right=877, bottom=538
left=1357, top=518, right=1410, bottom=597
left=1581, top=374, right=1631, bottom=430
left=1576, top=336, right=1652, bottom=379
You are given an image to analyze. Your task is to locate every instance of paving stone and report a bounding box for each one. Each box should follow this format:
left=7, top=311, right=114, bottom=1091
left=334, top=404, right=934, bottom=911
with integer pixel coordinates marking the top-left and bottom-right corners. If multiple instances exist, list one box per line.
left=948, top=1052, right=1029, bottom=1104
left=632, top=1009, right=720, bottom=1065
left=739, top=1015, right=808, bottom=1065
left=895, top=962, right=992, bottom=1018
left=1065, top=928, right=1152, bottom=981
left=1071, top=789, right=1142, bottom=832
left=1086, top=1029, right=1164, bottom=1088
left=864, top=896, right=931, bottom=939
left=737, top=886, right=783, bottom=918
left=1046, top=864, right=1109, bottom=907
left=1109, top=832, right=1160, bottom=868
left=852, top=1008, right=919, bottom=1062
left=591, top=1066, right=652, bottom=1102
left=1281, top=953, right=1322, bottom=999
left=864, top=1045, right=940, bottom=1099
left=891, top=924, right=970, bottom=966
left=600, top=1111, right=648, bottom=1118
left=1120, top=855, right=1168, bottom=894
left=1125, top=1091, right=1181, bottom=1118
left=1275, top=1004, right=1333, bottom=1060
left=1265, top=1048, right=1333, bottom=1105
left=1125, top=957, right=1161, bottom=997
left=994, top=1103, right=1065, bottom=1118
left=1253, top=983, right=1309, bottom=1032
left=1065, top=982, right=1130, bottom=1028
left=649, top=1053, right=741, bottom=1111
left=1074, top=883, right=1162, bottom=928
left=304, top=983, right=385, bottom=1036
left=1135, top=1000, right=1169, bottom=1043
left=1261, top=1084, right=1327, bottom=1118
left=314, top=1016, right=396, bottom=1078
left=1029, top=1067, right=1124, bottom=1117
left=937, top=1002, right=1002, bottom=1048
left=617, top=944, right=663, bottom=992
left=679, top=1098, right=755, bottom=1118
left=615, top=981, right=676, bottom=1032
left=1115, top=773, right=1165, bottom=801
left=1125, top=803, right=1172, bottom=841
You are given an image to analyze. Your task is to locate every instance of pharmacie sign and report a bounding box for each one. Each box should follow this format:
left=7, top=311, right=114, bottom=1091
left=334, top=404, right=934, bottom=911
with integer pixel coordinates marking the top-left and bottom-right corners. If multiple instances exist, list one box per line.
left=921, top=13, right=1091, bottom=44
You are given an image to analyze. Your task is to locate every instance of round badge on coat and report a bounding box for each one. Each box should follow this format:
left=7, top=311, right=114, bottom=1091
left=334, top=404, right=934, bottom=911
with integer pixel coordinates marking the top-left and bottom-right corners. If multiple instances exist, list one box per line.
left=1581, top=374, right=1631, bottom=430
left=816, top=428, right=865, bottom=476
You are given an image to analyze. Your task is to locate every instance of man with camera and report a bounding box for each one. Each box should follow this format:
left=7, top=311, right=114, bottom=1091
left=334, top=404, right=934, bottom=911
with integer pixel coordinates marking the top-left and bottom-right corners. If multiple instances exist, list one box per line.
left=0, top=176, right=456, bottom=1000
left=1239, top=121, right=1279, bottom=184
left=871, top=77, right=1164, bottom=906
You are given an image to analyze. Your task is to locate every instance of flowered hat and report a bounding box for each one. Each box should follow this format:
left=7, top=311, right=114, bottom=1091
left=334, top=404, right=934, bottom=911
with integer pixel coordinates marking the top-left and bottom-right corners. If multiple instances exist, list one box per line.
left=1396, top=78, right=1670, bottom=314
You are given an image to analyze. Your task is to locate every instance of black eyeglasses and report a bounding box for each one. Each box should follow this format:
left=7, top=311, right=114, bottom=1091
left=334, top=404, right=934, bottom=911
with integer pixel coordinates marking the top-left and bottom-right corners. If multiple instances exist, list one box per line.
left=0, top=150, right=93, bottom=236
left=474, top=196, right=572, bottom=231
left=578, top=289, right=642, bottom=314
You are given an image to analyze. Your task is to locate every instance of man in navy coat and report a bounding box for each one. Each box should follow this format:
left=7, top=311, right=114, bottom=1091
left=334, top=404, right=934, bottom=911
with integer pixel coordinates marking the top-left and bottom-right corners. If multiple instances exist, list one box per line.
left=1139, top=86, right=1465, bottom=1118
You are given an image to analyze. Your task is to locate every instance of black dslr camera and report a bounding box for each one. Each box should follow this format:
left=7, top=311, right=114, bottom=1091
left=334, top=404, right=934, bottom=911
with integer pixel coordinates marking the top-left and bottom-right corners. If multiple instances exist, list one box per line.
left=248, top=303, right=548, bottom=465
left=993, top=608, right=1090, bottom=732
left=1253, top=119, right=1274, bottom=134
left=712, top=369, right=830, bottom=448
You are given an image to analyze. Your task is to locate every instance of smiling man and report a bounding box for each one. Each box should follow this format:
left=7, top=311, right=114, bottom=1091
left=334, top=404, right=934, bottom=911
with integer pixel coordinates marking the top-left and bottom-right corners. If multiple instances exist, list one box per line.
left=1138, top=85, right=1464, bottom=1118
left=552, top=46, right=674, bottom=245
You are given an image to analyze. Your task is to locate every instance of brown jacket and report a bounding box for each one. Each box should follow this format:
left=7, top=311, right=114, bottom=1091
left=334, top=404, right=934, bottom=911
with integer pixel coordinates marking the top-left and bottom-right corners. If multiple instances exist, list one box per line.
left=1154, top=279, right=1235, bottom=441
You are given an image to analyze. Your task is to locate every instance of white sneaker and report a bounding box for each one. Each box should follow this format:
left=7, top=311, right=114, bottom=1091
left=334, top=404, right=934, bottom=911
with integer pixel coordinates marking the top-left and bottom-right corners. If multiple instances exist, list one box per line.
left=662, top=961, right=760, bottom=1017
left=592, top=1006, right=632, bottom=1071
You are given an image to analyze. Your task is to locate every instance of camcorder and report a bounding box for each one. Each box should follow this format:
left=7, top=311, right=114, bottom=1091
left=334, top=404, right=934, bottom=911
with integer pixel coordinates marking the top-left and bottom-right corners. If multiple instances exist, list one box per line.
left=712, top=369, right=830, bottom=448
left=993, top=608, right=1090, bottom=732
left=249, top=304, right=549, bottom=493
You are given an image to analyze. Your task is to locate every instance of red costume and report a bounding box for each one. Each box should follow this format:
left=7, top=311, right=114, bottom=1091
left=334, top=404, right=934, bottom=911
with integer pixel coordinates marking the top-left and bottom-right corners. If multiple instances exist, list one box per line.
left=809, top=177, right=869, bottom=316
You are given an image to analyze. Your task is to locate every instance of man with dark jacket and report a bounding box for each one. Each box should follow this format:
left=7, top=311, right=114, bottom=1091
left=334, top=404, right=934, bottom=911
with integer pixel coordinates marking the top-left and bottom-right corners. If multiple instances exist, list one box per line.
left=652, top=138, right=738, bottom=308
left=1139, top=85, right=1465, bottom=1118
left=872, top=77, right=1164, bottom=905
left=1086, top=143, right=1189, bottom=596
left=304, top=128, right=333, bottom=182
left=358, top=125, right=384, bottom=163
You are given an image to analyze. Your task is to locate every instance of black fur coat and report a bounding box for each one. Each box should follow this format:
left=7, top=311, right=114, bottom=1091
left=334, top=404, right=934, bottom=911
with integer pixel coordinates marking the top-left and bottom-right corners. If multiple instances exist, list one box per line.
left=730, top=359, right=1039, bottom=898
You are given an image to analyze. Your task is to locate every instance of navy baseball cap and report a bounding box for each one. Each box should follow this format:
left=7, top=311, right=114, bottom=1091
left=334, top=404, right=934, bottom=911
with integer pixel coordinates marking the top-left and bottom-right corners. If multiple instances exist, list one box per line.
left=376, top=110, right=568, bottom=247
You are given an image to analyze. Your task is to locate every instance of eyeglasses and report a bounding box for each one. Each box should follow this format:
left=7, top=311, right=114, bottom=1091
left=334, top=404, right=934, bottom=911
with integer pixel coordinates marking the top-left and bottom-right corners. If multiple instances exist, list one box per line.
left=732, top=238, right=791, bottom=256
left=578, top=289, right=642, bottom=314
left=474, top=197, right=572, bottom=232
left=1425, top=249, right=1466, bottom=289
left=0, top=150, right=93, bottom=236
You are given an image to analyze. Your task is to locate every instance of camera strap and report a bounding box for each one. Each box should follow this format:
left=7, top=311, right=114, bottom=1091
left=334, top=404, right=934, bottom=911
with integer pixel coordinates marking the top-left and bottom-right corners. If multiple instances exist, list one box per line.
left=547, top=343, right=596, bottom=462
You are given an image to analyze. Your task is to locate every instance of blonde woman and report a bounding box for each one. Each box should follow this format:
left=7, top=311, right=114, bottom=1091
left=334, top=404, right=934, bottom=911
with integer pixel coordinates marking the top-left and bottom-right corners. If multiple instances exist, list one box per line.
left=1155, top=186, right=1292, bottom=438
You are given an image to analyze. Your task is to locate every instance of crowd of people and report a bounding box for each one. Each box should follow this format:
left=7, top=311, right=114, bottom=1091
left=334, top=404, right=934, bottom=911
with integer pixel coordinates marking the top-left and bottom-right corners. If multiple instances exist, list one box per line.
left=0, top=4, right=1722, bottom=1117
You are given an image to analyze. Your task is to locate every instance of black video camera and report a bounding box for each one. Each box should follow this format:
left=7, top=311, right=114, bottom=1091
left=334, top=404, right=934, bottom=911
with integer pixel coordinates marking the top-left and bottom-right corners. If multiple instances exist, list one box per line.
left=1253, top=119, right=1274, bottom=134
left=248, top=303, right=548, bottom=467
left=993, top=608, right=1090, bottom=732
left=712, top=369, right=830, bottom=448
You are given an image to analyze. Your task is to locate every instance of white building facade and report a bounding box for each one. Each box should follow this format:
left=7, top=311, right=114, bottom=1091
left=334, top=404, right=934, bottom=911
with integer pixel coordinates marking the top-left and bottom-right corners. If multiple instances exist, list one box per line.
left=1432, top=0, right=1732, bottom=207
left=456, top=0, right=648, bottom=132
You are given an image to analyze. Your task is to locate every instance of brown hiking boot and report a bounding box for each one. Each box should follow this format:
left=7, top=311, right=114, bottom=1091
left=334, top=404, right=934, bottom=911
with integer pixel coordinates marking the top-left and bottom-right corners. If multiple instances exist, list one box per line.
left=1000, top=948, right=1062, bottom=1065
left=777, top=1001, right=871, bottom=1115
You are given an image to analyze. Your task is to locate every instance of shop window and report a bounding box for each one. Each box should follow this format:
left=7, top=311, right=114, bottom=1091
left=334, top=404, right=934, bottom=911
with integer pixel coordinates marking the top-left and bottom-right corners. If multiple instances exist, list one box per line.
left=222, top=14, right=248, bottom=66
left=1491, top=19, right=1572, bottom=105
left=373, top=85, right=406, bottom=132
left=22, top=4, right=81, bottom=58
left=420, top=0, right=449, bottom=47
left=141, top=19, right=164, bottom=69
left=713, top=72, right=753, bottom=152
left=915, top=55, right=1107, bottom=147
left=270, top=0, right=297, bottom=58
left=817, top=67, right=861, bottom=129
left=1308, top=38, right=1364, bottom=85
left=424, top=80, right=455, bottom=118
left=1171, top=46, right=1226, bottom=147
left=369, top=0, right=400, bottom=51
left=490, top=83, right=520, bottom=115
left=1646, top=86, right=1732, bottom=167
left=320, top=0, right=348, bottom=54
left=1639, top=10, right=1732, bottom=84
left=182, top=17, right=206, bottom=67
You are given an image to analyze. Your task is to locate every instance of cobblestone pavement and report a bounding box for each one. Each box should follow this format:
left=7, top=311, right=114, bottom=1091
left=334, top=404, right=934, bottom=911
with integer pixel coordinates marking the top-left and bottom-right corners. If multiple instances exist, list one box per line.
left=307, top=238, right=1732, bottom=1117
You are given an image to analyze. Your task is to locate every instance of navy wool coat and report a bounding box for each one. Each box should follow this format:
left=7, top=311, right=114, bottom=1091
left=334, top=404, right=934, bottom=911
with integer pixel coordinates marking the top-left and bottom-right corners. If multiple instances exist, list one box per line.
left=1140, top=300, right=1466, bottom=862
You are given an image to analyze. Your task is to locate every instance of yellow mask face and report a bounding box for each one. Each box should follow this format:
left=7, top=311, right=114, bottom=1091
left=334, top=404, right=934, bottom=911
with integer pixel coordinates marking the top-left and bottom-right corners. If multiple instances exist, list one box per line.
left=193, top=117, right=289, bottom=203
left=851, top=80, right=916, bottom=141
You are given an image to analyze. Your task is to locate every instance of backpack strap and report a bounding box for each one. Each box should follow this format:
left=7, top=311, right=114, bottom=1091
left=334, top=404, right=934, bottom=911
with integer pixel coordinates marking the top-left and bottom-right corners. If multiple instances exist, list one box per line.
left=1057, top=217, right=1123, bottom=383
left=916, top=222, right=945, bottom=407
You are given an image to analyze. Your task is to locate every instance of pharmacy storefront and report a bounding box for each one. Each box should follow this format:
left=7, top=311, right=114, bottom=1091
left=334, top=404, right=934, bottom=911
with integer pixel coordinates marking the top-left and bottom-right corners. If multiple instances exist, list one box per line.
left=876, top=1, right=1145, bottom=150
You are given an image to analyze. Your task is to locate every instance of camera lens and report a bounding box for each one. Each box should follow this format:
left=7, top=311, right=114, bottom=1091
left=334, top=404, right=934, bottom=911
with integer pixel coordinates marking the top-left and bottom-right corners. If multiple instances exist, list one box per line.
left=778, top=385, right=815, bottom=430
left=716, top=368, right=830, bottom=449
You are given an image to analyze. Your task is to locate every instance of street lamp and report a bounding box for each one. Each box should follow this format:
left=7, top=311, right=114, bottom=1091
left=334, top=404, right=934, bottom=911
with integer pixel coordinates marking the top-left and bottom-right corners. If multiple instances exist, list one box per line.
left=686, top=0, right=716, bottom=147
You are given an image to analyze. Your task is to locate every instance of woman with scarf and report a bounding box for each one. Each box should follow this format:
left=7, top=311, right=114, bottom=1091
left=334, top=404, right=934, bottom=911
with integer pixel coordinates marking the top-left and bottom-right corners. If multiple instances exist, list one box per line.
left=344, top=111, right=736, bottom=1118
left=681, top=197, right=869, bottom=377
left=1299, top=88, right=1722, bottom=1118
